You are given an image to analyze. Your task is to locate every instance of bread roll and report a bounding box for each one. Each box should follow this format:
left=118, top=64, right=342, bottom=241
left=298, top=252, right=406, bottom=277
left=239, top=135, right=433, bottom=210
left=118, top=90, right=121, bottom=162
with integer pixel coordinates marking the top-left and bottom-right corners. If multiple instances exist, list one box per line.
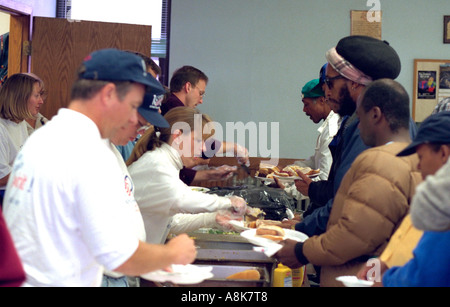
left=226, top=269, right=261, bottom=280
left=256, top=225, right=285, bottom=236
left=255, top=225, right=285, bottom=242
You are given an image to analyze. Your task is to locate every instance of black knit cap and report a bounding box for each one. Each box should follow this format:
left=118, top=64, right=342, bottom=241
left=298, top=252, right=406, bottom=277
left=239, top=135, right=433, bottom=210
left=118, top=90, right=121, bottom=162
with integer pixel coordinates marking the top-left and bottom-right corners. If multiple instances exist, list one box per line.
left=336, top=35, right=401, bottom=80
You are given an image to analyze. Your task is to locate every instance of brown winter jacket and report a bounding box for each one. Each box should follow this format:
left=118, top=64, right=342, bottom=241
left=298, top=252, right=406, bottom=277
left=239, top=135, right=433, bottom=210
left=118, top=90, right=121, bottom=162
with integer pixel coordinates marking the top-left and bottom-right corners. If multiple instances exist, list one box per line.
left=302, top=142, right=422, bottom=287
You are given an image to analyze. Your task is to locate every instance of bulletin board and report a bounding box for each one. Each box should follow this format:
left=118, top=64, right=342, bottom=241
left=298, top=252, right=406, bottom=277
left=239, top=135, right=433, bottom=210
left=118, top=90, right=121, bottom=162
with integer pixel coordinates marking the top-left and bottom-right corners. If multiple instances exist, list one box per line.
left=413, top=59, right=450, bottom=122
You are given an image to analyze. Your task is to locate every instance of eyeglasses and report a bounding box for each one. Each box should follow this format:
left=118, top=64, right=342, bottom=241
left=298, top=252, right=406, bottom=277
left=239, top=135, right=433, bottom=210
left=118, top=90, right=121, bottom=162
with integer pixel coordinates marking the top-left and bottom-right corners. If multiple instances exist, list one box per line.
left=324, top=75, right=345, bottom=89
left=195, top=86, right=206, bottom=98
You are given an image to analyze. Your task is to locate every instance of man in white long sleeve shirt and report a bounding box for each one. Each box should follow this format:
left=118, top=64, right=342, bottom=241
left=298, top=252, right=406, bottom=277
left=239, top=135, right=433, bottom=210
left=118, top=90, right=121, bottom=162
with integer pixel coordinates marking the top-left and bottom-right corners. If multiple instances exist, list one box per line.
left=283, top=78, right=340, bottom=200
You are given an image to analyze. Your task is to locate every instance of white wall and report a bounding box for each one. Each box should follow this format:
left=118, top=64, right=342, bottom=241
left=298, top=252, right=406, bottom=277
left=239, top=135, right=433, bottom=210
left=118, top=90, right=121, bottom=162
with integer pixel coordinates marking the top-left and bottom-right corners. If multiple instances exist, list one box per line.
left=170, top=0, right=450, bottom=159
left=4, top=0, right=57, bottom=17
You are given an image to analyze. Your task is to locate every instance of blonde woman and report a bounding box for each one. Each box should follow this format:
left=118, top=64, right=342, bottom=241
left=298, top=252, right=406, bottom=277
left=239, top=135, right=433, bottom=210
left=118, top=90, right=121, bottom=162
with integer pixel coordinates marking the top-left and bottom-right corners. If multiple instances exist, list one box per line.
left=127, top=107, right=247, bottom=244
left=0, top=73, right=45, bottom=193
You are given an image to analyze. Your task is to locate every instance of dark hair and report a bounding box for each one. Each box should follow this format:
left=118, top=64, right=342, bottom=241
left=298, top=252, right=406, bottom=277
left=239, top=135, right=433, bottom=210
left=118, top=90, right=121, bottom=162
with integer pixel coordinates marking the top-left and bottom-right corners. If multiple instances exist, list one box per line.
left=126, top=50, right=162, bottom=76
left=70, top=65, right=133, bottom=101
left=361, top=79, right=410, bottom=132
left=126, top=107, right=213, bottom=166
left=169, top=66, right=208, bottom=93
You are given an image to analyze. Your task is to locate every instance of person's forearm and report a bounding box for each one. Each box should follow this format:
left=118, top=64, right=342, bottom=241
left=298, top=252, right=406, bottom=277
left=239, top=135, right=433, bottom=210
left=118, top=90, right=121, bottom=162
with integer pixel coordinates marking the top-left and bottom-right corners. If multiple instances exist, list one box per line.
left=114, top=241, right=180, bottom=276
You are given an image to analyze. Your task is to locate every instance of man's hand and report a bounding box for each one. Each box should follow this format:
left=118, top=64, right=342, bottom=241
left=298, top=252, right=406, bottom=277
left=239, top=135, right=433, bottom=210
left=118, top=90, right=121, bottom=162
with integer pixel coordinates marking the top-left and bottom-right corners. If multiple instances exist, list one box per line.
left=229, top=196, right=247, bottom=216
left=166, top=234, right=197, bottom=265
left=294, top=170, right=312, bottom=196
left=274, top=239, right=303, bottom=269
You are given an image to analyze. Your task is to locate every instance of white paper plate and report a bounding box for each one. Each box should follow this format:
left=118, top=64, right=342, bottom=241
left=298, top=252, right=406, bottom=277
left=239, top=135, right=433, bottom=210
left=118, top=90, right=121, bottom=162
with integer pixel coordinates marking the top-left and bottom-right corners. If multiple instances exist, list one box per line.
left=255, top=176, right=275, bottom=184
left=141, top=264, right=214, bottom=285
left=336, top=276, right=374, bottom=287
left=228, top=220, right=250, bottom=232
left=240, top=229, right=308, bottom=257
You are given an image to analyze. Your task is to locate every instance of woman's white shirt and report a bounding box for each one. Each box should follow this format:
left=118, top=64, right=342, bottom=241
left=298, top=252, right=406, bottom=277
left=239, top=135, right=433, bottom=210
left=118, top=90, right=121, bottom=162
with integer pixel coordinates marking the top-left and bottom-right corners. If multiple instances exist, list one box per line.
left=128, top=142, right=232, bottom=244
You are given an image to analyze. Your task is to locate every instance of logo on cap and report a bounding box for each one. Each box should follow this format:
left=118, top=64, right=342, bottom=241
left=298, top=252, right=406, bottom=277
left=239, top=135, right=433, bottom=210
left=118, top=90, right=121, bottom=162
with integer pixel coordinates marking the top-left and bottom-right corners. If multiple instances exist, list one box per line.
left=150, top=94, right=164, bottom=110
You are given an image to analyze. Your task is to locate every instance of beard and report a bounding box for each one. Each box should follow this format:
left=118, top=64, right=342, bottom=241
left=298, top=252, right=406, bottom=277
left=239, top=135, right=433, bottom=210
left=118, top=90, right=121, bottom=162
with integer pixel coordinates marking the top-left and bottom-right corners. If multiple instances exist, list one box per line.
left=331, top=86, right=356, bottom=117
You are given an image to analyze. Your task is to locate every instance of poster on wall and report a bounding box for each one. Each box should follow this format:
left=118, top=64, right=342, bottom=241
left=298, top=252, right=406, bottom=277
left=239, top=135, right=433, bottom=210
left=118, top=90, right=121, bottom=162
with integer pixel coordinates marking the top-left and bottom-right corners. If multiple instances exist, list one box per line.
left=417, top=71, right=436, bottom=99
left=413, top=59, right=450, bottom=122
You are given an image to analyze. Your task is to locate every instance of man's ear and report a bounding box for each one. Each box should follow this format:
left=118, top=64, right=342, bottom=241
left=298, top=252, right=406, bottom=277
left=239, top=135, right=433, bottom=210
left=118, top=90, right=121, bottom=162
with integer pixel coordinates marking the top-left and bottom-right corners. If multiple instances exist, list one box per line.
left=184, top=82, right=192, bottom=94
left=99, top=83, right=117, bottom=106
left=440, top=145, right=450, bottom=164
left=371, top=106, right=383, bottom=124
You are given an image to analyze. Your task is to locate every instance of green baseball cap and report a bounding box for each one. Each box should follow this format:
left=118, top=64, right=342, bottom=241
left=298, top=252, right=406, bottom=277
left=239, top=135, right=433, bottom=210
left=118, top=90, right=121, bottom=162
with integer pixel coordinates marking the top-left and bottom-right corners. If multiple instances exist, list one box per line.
left=302, top=78, right=325, bottom=98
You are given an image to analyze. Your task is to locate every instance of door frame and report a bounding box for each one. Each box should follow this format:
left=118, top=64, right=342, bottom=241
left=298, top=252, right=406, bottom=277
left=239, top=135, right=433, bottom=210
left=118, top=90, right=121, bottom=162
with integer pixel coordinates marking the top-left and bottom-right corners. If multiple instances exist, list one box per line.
left=0, top=0, right=32, bottom=75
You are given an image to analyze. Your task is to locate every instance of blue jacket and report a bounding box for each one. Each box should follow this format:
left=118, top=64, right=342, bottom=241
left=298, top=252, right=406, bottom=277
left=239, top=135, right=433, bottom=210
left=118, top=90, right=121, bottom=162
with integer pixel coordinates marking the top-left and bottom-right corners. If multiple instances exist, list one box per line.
left=382, top=231, right=450, bottom=287
left=297, top=117, right=368, bottom=236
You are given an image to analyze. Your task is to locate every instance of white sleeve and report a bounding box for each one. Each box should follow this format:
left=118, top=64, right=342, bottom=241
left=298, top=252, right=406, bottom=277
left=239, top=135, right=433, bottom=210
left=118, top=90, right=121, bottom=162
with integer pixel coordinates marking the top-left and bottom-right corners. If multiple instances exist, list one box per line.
left=169, top=213, right=218, bottom=235
left=0, top=127, right=12, bottom=180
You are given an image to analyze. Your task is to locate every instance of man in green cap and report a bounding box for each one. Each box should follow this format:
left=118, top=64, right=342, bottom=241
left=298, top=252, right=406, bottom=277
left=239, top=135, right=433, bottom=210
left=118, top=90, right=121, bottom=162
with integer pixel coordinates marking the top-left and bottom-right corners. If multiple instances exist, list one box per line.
left=278, top=79, right=340, bottom=209
left=296, top=78, right=340, bottom=181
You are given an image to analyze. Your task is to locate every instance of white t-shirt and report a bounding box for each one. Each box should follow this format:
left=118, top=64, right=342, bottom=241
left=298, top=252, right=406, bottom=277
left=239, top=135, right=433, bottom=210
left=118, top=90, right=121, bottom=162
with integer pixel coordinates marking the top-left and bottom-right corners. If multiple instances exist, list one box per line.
left=128, top=142, right=232, bottom=244
left=295, top=110, right=341, bottom=180
left=103, top=142, right=146, bottom=278
left=3, top=109, right=139, bottom=287
left=0, top=118, right=29, bottom=190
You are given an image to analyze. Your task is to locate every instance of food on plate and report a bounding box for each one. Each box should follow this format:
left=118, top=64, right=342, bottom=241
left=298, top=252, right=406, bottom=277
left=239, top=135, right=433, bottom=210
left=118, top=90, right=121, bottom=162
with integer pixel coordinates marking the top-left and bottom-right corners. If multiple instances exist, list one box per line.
left=246, top=219, right=281, bottom=229
left=255, top=162, right=280, bottom=178
left=280, top=165, right=320, bottom=177
left=226, top=269, right=261, bottom=280
left=256, top=219, right=282, bottom=227
left=245, top=207, right=266, bottom=225
left=255, top=225, right=285, bottom=242
left=255, top=162, right=320, bottom=179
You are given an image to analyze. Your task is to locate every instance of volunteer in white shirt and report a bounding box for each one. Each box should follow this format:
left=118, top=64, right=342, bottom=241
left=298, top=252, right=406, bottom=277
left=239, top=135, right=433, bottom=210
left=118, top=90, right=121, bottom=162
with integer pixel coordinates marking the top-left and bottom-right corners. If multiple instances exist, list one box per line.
left=3, top=49, right=196, bottom=287
left=127, top=106, right=247, bottom=244
left=0, top=73, right=45, bottom=201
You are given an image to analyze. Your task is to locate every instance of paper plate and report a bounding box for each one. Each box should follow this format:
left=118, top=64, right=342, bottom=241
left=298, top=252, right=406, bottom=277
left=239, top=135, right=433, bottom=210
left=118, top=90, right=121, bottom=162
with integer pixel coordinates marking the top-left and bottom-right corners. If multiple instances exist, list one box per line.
left=336, top=276, right=374, bottom=287
left=240, top=229, right=308, bottom=257
left=228, top=220, right=250, bottom=232
left=254, top=176, right=275, bottom=184
left=141, top=264, right=214, bottom=285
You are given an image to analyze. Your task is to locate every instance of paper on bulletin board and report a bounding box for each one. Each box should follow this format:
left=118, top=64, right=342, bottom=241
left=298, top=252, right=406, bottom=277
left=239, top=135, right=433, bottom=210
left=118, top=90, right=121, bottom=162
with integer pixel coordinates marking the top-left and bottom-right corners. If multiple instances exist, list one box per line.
left=351, top=10, right=382, bottom=40
left=413, top=59, right=450, bottom=122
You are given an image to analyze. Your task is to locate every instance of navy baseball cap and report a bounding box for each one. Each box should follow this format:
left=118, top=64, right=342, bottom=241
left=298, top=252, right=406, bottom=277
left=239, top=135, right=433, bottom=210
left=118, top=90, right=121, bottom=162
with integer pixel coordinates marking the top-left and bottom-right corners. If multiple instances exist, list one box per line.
left=397, top=111, right=450, bottom=156
left=139, top=92, right=169, bottom=128
left=80, top=48, right=164, bottom=91
left=319, top=63, right=327, bottom=86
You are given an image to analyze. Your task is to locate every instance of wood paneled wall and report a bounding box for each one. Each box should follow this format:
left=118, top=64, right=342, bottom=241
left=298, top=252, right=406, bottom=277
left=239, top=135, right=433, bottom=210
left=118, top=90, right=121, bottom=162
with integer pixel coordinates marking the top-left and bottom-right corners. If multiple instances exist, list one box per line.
left=31, top=17, right=152, bottom=119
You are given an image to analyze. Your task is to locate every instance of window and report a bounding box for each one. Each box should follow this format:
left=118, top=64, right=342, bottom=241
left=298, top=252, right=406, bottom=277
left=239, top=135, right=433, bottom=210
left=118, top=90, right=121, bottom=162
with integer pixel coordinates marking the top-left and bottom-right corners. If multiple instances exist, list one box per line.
left=56, top=0, right=171, bottom=85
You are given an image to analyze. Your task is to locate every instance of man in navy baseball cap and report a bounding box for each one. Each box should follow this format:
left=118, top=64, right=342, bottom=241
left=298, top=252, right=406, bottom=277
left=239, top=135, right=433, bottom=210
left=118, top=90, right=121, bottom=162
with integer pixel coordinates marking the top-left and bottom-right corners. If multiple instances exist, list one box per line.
left=397, top=111, right=450, bottom=157
left=81, top=48, right=169, bottom=128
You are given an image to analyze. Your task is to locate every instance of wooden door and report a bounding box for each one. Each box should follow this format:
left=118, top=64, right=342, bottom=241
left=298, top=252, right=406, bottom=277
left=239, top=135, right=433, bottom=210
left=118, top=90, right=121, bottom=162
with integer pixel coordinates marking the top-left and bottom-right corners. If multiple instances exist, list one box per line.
left=31, top=17, right=152, bottom=119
